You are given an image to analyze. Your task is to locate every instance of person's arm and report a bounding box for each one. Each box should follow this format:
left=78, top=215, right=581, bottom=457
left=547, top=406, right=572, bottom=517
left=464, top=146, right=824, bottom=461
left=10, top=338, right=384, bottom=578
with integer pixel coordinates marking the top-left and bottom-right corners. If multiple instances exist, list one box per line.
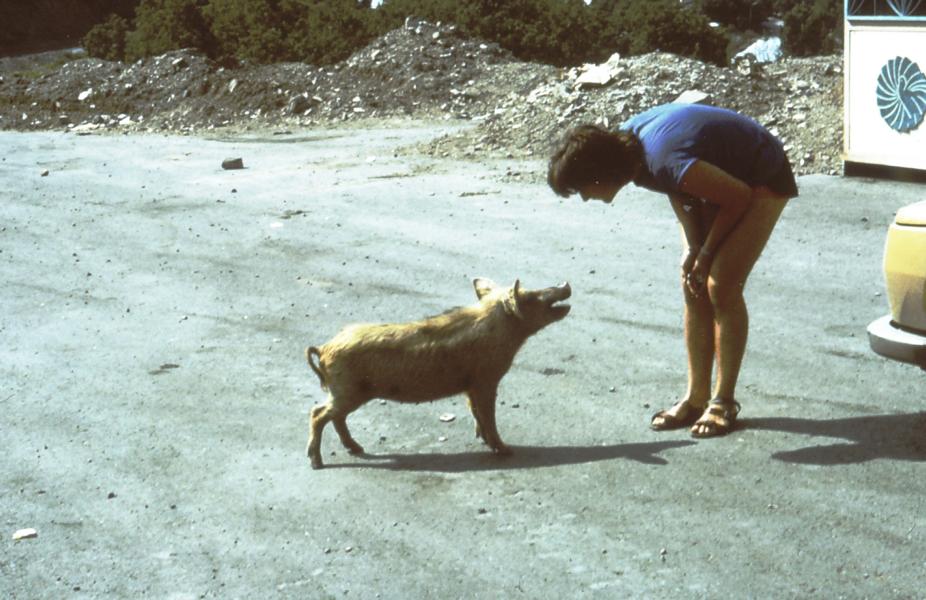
left=679, top=159, right=752, bottom=254
left=677, top=159, right=753, bottom=295
left=668, top=193, right=704, bottom=250
left=668, top=193, right=705, bottom=276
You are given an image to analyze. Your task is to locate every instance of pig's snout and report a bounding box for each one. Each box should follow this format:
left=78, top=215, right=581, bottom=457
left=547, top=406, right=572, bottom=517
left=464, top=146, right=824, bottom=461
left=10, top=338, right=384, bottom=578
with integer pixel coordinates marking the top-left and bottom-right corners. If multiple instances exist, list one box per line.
left=545, top=282, right=571, bottom=320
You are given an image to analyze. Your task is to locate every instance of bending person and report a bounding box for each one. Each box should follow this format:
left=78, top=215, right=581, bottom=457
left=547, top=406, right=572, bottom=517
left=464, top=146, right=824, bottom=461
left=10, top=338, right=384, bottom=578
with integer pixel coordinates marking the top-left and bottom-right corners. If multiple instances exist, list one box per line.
left=547, top=103, right=798, bottom=438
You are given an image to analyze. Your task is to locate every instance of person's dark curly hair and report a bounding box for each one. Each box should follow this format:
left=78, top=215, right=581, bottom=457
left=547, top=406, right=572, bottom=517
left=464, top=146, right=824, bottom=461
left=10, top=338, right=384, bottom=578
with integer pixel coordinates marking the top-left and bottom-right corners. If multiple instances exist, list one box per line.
left=547, top=124, right=643, bottom=197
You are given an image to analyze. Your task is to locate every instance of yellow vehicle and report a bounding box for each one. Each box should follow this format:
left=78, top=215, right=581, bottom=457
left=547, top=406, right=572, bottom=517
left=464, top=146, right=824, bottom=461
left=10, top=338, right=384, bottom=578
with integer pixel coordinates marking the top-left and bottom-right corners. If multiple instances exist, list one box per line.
left=868, top=199, right=926, bottom=369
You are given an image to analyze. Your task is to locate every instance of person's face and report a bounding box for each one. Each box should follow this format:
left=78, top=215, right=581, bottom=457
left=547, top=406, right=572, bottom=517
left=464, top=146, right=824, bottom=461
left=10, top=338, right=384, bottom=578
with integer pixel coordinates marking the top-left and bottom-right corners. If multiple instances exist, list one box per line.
left=578, top=179, right=622, bottom=203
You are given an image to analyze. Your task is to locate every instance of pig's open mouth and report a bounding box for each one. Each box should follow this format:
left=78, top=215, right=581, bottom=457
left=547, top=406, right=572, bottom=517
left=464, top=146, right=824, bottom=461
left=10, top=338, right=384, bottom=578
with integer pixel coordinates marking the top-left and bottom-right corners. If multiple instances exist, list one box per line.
left=545, top=283, right=572, bottom=319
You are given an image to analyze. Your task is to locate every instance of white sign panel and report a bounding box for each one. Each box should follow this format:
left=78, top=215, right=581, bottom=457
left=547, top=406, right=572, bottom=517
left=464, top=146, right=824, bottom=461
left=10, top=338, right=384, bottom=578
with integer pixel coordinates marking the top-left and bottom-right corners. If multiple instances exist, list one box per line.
left=845, top=26, right=926, bottom=169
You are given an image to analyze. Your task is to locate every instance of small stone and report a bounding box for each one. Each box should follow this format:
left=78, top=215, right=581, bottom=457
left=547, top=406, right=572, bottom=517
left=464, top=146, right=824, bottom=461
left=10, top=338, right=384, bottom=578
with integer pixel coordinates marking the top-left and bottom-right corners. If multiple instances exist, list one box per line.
left=673, top=89, right=710, bottom=104
left=222, top=158, right=244, bottom=170
left=439, top=413, right=456, bottom=422
left=40, top=170, right=49, bottom=177
left=13, top=528, right=38, bottom=540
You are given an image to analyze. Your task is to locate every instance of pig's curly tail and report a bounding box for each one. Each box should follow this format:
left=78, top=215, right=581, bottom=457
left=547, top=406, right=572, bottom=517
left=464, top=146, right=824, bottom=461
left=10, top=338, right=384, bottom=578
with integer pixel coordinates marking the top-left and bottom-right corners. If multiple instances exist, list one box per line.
left=305, top=346, right=328, bottom=390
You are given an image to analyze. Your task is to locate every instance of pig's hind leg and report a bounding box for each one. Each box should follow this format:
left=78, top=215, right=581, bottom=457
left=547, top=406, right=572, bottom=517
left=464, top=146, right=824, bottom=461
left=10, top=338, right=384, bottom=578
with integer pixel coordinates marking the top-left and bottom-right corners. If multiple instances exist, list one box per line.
left=306, top=402, right=332, bottom=469
left=333, top=414, right=364, bottom=456
left=307, top=394, right=366, bottom=469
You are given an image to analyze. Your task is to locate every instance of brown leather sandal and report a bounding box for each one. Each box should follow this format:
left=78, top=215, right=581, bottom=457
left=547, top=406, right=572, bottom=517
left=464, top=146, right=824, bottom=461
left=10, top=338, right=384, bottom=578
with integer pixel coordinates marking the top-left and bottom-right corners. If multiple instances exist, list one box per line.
left=651, top=399, right=706, bottom=431
left=690, top=398, right=741, bottom=438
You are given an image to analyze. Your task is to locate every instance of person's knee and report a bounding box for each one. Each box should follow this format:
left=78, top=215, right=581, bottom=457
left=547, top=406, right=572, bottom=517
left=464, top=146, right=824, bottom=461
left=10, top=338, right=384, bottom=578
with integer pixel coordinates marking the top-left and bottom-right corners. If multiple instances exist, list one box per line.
left=682, top=278, right=712, bottom=308
left=707, top=278, right=744, bottom=312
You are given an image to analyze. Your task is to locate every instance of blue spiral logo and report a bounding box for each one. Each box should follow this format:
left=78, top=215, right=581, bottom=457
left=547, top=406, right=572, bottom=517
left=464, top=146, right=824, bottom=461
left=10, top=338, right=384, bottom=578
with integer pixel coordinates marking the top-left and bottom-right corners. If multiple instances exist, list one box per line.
left=876, top=56, right=926, bottom=133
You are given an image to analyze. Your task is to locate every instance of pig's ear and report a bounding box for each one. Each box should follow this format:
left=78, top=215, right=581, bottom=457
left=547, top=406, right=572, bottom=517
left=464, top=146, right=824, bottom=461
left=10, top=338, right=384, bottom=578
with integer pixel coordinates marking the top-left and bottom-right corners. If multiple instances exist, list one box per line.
left=473, top=278, right=497, bottom=300
left=503, top=279, right=524, bottom=319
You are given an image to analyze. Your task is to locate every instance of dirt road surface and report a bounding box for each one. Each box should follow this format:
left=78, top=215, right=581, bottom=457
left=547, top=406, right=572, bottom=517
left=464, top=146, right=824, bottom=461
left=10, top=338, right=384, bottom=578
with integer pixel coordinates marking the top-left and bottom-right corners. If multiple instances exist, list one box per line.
left=2, top=125, right=925, bottom=598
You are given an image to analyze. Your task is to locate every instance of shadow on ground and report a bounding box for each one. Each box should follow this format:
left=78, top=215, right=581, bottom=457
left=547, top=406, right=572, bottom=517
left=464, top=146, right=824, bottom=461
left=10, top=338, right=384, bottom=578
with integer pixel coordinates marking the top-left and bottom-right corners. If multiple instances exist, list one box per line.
left=326, top=440, right=696, bottom=472
left=746, top=411, right=926, bottom=465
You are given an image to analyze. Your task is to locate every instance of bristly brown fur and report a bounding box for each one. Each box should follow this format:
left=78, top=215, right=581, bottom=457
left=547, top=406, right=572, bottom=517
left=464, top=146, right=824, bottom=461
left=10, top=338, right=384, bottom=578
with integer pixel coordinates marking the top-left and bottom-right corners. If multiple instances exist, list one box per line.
left=303, top=278, right=571, bottom=469
left=305, top=346, right=327, bottom=390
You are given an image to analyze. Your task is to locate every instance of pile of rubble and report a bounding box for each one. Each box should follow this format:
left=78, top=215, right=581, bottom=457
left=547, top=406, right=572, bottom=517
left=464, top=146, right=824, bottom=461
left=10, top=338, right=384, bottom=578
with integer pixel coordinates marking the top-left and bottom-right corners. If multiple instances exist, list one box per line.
left=0, top=18, right=844, bottom=175
left=422, top=51, right=844, bottom=176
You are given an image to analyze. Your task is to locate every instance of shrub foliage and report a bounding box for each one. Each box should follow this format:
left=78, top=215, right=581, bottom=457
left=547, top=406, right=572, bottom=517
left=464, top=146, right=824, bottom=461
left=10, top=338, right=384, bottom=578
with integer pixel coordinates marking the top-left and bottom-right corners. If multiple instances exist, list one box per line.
left=81, top=0, right=843, bottom=66
left=83, top=14, right=131, bottom=62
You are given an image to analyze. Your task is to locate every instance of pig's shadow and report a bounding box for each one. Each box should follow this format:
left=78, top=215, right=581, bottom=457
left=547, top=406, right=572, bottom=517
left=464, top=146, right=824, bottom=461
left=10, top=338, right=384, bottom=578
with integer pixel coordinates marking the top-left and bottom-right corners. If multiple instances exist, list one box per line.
left=326, top=440, right=695, bottom=472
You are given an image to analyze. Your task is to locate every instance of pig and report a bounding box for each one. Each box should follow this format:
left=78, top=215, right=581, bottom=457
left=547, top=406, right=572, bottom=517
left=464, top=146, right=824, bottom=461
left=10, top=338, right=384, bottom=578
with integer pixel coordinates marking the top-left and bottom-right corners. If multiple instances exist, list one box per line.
left=304, top=278, right=571, bottom=469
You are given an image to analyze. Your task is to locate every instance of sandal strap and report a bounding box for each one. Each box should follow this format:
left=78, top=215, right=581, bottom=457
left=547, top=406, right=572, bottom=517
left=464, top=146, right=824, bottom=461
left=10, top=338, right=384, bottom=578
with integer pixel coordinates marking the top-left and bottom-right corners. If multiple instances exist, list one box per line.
left=706, top=398, right=740, bottom=419
left=657, top=400, right=705, bottom=419
left=691, top=399, right=740, bottom=438
left=651, top=399, right=705, bottom=429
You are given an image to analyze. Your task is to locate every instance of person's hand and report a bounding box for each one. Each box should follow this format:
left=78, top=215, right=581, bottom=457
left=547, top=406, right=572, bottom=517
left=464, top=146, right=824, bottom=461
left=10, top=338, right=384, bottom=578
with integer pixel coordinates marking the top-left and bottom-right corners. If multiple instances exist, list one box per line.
left=685, top=251, right=711, bottom=297
left=680, top=246, right=699, bottom=278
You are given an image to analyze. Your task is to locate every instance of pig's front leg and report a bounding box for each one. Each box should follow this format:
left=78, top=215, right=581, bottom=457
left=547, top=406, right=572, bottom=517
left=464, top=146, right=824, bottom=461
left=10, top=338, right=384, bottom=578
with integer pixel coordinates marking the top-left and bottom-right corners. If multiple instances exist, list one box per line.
left=466, top=394, right=487, bottom=443
left=467, top=385, right=511, bottom=456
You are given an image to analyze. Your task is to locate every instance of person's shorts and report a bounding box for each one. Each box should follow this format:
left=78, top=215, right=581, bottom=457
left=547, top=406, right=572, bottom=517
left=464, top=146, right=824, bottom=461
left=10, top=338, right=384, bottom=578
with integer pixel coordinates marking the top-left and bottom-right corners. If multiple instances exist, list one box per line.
left=766, top=155, right=799, bottom=199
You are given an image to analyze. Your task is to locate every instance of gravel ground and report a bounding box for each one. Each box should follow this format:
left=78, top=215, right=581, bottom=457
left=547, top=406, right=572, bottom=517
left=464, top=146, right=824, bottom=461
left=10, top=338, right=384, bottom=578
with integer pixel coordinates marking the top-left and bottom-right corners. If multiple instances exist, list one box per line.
left=2, top=127, right=925, bottom=599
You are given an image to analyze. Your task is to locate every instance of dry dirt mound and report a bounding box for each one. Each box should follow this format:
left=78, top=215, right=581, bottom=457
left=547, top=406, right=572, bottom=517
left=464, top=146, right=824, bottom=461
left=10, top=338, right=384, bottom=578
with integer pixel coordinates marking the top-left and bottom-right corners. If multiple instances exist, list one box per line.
left=0, top=19, right=843, bottom=176
left=419, top=51, right=844, bottom=177
left=0, top=19, right=517, bottom=131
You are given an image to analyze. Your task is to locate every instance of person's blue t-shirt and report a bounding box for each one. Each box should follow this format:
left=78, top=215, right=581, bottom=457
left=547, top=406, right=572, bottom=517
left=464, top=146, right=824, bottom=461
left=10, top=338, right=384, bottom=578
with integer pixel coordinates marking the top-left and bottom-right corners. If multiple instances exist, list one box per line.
left=620, top=103, right=786, bottom=195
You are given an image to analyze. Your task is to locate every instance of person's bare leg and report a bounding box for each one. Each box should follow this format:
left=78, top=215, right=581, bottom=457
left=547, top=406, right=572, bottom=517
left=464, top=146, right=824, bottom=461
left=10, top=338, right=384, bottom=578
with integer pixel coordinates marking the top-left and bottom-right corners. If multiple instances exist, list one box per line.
left=691, top=187, right=787, bottom=436
left=710, top=286, right=749, bottom=400
left=684, top=285, right=715, bottom=403
left=652, top=231, right=715, bottom=428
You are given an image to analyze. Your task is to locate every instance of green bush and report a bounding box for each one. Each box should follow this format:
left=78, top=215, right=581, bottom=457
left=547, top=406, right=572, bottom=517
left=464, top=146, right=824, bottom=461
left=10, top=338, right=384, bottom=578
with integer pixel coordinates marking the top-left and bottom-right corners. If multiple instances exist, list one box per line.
left=203, top=0, right=295, bottom=63
left=376, top=0, right=601, bottom=67
left=781, top=0, right=841, bottom=56
left=77, top=0, right=761, bottom=67
left=456, top=0, right=600, bottom=66
left=376, top=0, right=458, bottom=25
left=606, top=0, right=729, bottom=65
left=286, top=0, right=379, bottom=65
left=204, top=0, right=377, bottom=64
left=125, top=0, right=214, bottom=62
left=83, top=14, right=130, bottom=61
left=696, top=0, right=775, bottom=31
left=1, top=1, right=138, bottom=53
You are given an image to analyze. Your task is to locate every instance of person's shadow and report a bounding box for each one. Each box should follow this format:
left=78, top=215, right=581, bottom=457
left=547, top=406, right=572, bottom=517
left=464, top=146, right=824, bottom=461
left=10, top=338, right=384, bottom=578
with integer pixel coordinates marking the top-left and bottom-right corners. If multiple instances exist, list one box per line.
left=745, top=411, right=926, bottom=465
left=325, top=440, right=695, bottom=472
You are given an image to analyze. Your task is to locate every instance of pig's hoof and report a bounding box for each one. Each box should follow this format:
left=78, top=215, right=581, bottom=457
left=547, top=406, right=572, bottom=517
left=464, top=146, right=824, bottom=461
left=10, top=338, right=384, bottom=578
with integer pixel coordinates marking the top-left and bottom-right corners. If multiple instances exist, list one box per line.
left=492, top=444, right=513, bottom=456
left=346, top=444, right=365, bottom=456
